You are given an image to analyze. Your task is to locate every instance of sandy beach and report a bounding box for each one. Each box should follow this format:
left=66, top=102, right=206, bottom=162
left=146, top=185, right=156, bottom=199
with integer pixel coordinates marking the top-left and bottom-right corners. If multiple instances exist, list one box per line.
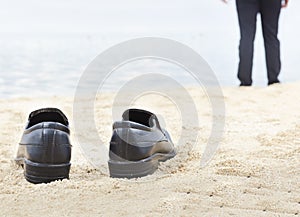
left=0, top=82, right=299, bottom=217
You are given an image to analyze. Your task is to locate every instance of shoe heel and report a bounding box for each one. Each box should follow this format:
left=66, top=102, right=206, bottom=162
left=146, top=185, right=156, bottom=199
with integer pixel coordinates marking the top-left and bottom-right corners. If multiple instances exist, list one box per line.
left=24, top=159, right=71, bottom=184
left=108, top=159, right=158, bottom=178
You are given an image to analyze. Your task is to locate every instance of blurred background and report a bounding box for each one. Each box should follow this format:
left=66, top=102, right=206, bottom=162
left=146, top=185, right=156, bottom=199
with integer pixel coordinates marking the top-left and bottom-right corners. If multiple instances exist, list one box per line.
left=0, top=0, right=299, bottom=98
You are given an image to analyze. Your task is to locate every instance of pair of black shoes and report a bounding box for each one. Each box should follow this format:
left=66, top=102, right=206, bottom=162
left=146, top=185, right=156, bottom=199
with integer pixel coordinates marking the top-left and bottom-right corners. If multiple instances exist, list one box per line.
left=15, top=108, right=176, bottom=184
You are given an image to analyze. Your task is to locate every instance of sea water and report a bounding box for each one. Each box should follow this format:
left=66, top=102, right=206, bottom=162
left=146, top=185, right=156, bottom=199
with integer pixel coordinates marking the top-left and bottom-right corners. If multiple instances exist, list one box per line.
left=0, top=0, right=299, bottom=98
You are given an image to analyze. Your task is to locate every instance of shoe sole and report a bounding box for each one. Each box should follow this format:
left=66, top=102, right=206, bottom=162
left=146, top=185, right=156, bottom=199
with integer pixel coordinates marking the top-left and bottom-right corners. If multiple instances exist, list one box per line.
left=16, top=158, right=70, bottom=184
left=108, top=150, right=176, bottom=179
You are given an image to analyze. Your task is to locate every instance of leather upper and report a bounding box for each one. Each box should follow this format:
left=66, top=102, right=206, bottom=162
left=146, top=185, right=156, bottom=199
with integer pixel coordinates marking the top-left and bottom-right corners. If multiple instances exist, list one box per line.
left=109, top=109, right=175, bottom=161
left=16, top=108, right=71, bottom=164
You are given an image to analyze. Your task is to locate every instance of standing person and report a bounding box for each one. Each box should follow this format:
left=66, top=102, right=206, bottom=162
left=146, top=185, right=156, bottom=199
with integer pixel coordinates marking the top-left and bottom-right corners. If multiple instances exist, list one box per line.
left=222, top=0, right=289, bottom=86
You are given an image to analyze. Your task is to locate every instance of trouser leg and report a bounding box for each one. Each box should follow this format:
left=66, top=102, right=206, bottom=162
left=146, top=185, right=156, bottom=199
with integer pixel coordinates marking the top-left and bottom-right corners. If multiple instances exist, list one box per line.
left=260, top=0, right=282, bottom=85
left=236, top=0, right=260, bottom=85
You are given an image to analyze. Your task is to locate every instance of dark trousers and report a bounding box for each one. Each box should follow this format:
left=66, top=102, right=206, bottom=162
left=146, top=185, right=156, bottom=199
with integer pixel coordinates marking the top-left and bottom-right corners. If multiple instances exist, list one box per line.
left=236, top=0, right=282, bottom=85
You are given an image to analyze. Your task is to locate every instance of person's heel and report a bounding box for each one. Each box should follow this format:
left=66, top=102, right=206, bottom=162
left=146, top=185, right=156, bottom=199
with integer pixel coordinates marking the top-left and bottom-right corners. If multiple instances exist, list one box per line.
left=24, top=159, right=71, bottom=184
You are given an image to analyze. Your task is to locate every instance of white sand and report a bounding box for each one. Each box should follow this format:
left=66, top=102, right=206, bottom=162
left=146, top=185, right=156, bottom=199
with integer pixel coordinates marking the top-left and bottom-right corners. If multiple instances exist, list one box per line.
left=0, top=83, right=299, bottom=217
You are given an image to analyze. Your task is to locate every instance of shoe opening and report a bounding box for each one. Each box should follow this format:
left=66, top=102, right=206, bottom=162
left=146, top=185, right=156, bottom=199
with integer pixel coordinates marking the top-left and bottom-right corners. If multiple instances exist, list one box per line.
left=28, top=108, right=68, bottom=128
left=123, top=109, right=154, bottom=127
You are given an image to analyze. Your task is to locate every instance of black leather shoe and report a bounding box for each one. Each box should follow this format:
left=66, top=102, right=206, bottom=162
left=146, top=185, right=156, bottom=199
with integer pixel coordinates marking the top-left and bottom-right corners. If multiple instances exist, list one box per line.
left=108, top=109, right=176, bottom=178
left=15, top=108, right=72, bottom=184
left=239, top=83, right=252, bottom=87
left=268, top=80, right=280, bottom=86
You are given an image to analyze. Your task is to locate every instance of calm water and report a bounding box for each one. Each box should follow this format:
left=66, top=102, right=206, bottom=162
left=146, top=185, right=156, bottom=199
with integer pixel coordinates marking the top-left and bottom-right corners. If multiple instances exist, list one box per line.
left=0, top=1, right=299, bottom=98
